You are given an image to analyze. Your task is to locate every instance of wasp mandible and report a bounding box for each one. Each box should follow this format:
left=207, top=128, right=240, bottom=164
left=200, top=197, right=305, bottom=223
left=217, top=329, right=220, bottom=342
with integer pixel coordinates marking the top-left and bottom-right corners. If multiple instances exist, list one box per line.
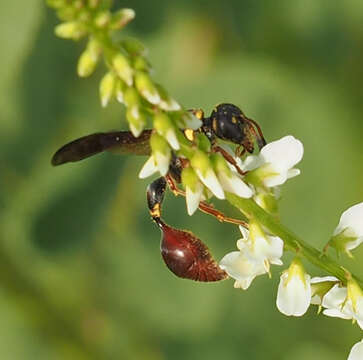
left=52, top=103, right=266, bottom=282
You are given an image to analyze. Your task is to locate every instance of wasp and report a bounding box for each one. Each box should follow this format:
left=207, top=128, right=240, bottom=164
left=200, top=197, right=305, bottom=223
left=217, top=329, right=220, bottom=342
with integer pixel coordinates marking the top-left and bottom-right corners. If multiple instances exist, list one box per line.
left=52, top=103, right=266, bottom=282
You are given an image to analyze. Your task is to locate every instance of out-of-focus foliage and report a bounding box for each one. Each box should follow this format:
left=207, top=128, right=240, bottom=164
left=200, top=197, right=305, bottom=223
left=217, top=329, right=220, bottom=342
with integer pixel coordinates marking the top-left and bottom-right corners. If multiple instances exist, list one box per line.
left=0, top=1, right=362, bottom=359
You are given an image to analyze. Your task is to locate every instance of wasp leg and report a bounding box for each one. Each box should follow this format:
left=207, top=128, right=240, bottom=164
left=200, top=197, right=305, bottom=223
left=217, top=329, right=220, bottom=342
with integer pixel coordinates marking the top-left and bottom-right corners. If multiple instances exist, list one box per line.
left=165, top=175, right=248, bottom=229
left=235, top=146, right=246, bottom=158
left=245, top=117, right=266, bottom=150
left=212, top=145, right=247, bottom=176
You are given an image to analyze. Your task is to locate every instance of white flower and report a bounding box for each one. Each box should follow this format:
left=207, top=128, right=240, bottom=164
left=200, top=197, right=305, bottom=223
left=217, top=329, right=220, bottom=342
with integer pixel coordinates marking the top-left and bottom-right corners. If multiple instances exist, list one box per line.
left=348, top=339, right=363, bottom=360
left=182, top=167, right=204, bottom=216
left=219, top=250, right=266, bottom=290
left=138, top=152, right=170, bottom=178
left=153, top=113, right=180, bottom=151
left=185, top=181, right=203, bottom=215
left=321, top=279, right=363, bottom=330
left=321, top=284, right=353, bottom=320
left=330, top=203, right=363, bottom=256
left=195, top=168, right=225, bottom=199
left=244, top=135, right=303, bottom=188
left=237, top=224, right=283, bottom=273
left=310, top=276, right=339, bottom=305
left=218, top=171, right=253, bottom=198
left=276, top=258, right=311, bottom=316
left=191, top=151, right=225, bottom=200
left=212, top=153, right=253, bottom=199
left=164, top=128, right=180, bottom=150
left=219, top=224, right=283, bottom=290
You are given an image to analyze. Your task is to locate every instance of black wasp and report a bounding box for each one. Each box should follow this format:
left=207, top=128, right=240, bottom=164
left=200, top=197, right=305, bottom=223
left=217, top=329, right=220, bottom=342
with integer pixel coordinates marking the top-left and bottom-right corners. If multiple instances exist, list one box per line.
left=52, top=103, right=266, bottom=282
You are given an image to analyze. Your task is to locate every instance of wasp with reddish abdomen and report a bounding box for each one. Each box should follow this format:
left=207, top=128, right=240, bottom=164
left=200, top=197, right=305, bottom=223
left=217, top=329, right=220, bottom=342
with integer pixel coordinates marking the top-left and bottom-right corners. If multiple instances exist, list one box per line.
left=52, top=103, right=266, bottom=282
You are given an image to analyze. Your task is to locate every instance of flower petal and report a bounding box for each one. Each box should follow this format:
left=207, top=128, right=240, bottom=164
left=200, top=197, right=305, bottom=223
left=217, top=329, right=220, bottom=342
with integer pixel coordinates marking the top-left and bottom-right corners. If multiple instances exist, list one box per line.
left=323, top=308, right=352, bottom=320
left=322, top=284, right=347, bottom=309
left=287, top=168, right=301, bottom=179
left=311, top=276, right=339, bottom=283
left=263, top=173, right=288, bottom=188
left=346, top=237, right=363, bottom=251
left=260, top=135, right=303, bottom=173
left=218, top=172, right=253, bottom=198
left=185, top=182, right=203, bottom=216
left=219, top=251, right=266, bottom=286
left=238, top=226, right=249, bottom=241
left=154, top=151, right=170, bottom=176
left=165, top=129, right=180, bottom=150
left=348, top=339, right=363, bottom=360
left=195, top=169, right=225, bottom=199
left=138, top=156, right=158, bottom=179
left=242, top=155, right=262, bottom=172
left=276, top=272, right=311, bottom=316
left=334, top=202, right=363, bottom=237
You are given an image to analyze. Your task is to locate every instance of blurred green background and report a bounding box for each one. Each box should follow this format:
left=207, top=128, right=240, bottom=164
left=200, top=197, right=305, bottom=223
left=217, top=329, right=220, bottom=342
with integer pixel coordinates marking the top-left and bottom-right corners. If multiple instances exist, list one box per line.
left=1, top=1, right=363, bottom=359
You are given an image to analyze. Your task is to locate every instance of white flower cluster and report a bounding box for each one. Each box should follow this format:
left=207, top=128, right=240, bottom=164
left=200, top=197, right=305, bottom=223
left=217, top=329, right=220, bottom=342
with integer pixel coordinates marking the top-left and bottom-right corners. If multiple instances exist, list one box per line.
left=140, top=134, right=303, bottom=217
left=220, top=224, right=283, bottom=290
left=139, top=128, right=363, bottom=359
left=219, top=135, right=303, bottom=289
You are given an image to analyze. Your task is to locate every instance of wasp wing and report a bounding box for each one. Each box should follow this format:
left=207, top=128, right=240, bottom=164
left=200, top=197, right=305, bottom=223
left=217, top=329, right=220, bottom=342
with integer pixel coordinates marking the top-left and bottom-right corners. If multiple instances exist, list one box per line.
left=51, top=130, right=152, bottom=166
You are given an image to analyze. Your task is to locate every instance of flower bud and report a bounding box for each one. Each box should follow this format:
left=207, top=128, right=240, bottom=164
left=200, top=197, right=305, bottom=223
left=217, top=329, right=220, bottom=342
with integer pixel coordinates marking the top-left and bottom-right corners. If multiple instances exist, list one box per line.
left=94, top=11, right=111, bottom=28
left=110, top=9, right=135, bottom=30
left=123, top=87, right=140, bottom=107
left=328, top=203, right=363, bottom=257
left=99, top=72, right=116, bottom=107
left=133, top=56, right=151, bottom=72
left=211, top=154, right=253, bottom=199
left=126, top=106, right=146, bottom=137
left=276, top=258, right=311, bottom=316
left=77, top=38, right=101, bottom=77
left=115, top=79, right=127, bottom=103
left=150, top=133, right=171, bottom=176
left=191, top=151, right=224, bottom=199
left=112, top=54, right=133, bottom=86
left=77, top=51, right=95, bottom=77
left=120, top=38, right=146, bottom=56
left=195, top=133, right=210, bottom=153
left=135, top=71, right=160, bottom=105
left=55, top=21, right=86, bottom=40
left=181, top=167, right=203, bottom=215
left=151, top=84, right=181, bottom=112
left=153, top=113, right=179, bottom=150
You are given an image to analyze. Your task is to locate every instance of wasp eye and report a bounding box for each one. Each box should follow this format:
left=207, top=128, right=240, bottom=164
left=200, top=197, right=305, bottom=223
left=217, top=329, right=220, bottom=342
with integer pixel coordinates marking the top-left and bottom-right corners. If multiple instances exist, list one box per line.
left=157, top=221, right=228, bottom=282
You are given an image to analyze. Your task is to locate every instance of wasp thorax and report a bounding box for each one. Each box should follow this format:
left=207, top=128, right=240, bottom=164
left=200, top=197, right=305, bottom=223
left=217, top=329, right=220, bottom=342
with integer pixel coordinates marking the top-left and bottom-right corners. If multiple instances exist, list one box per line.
left=208, top=103, right=255, bottom=153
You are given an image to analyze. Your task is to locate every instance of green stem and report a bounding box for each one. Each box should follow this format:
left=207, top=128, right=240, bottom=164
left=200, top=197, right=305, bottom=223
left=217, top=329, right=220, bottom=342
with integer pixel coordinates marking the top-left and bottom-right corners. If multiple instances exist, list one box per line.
left=226, top=193, right=363, bottom=288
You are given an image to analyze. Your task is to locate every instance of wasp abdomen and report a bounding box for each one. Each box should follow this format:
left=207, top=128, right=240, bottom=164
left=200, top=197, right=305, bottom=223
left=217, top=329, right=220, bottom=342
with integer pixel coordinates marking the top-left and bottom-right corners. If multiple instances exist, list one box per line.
left=159, top=221, right=228, bottom=282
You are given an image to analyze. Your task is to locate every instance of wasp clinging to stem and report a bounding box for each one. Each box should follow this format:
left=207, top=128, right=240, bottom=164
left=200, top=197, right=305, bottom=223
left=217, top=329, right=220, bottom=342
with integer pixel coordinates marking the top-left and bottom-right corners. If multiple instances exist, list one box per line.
left=52, top=103, right=266, bottom=282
